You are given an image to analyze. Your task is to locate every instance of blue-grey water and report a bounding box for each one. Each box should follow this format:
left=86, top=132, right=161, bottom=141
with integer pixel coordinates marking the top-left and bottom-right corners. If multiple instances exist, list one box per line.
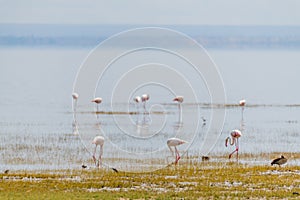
left=0, top=43, right=300, bottom=171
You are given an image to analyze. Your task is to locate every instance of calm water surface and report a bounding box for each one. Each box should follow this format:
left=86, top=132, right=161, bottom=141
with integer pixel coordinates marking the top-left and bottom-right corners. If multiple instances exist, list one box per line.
left=0, top=47, right=299, bottom=171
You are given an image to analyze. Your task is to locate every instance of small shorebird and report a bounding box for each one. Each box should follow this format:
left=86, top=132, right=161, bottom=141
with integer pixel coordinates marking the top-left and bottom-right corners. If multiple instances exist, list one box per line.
left=167, top=137, right=187, bottom=165
left=202, top=156, right=210, bottom=161
left=81, top=164, right=87, bottom=169
left=92, top=136, right=105, bottom=168
left=271, top=155, right=287, bottom=166
left=225, top=129, right=242, bottom=160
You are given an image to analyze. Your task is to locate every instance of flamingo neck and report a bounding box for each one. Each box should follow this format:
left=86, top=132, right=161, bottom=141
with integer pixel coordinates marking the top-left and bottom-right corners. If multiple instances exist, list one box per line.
left=225, top=137, right=236, bottom=146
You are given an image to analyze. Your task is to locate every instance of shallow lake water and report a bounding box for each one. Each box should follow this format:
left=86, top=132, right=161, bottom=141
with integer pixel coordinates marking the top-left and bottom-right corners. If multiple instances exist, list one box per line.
left=0, top=47, right=299, bottom=172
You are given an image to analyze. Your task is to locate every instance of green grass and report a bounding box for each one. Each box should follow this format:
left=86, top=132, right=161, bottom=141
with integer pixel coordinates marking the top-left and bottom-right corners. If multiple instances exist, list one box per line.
left=1, top=163, right=300, bottom=199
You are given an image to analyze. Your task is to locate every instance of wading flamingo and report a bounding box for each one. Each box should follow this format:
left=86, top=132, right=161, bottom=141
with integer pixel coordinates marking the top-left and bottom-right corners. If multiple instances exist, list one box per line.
left=167, top=137, right=187, bottom=164
left=141, top=94, right=150, bottom=113
left=239, top=99, right=246, bottom=121
left=92, top=136, right=104, bottom=168
left=92, top=97, right=102, bottom=112
left=173, top=96, right=184, bottom=123
left=71, top=93, right=79, bottom=134
left=72, top=93, right=79, bottom=112
left=225, top=129, right=242, bottom=160
left=134, top=96, right=141, bottom=112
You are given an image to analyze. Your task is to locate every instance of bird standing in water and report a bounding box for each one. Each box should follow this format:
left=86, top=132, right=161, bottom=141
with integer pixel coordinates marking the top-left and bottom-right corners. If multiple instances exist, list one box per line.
left=72, top=93, right=79, bottom=112
left=134, top=96, right=141, bottom=112
left=239, top=99, right=246, bottom=121
left=173, top=96, right=184, bottom=123
left=141, top=94, right=150, bottom=113
left=71, top=93, right=79, bottom=134
left=271, top=155, right=287, bottom=167
left=92, top=97, right=102, bottom=112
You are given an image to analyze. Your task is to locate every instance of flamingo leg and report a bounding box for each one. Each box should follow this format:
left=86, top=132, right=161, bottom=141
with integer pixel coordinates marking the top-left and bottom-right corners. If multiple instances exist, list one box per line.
left=241, top=107, right=244, bottom=121
left=174, top=146, right=181, bottom=165
left=236, top=138, right=239, bottom=161
left=98, top=145, right=103, bottom=168
left=136, top=103, right=139, bottom=111
left=229, top=149, right=238, bottom=159
left=73, top=99, right=77, bottom=112
left=229, top=139, right=239, bottom=160
left=178, top=103, right=182, bottom=123
left=143, top=102, right=147, bottom=114
left=92, top=145, right=97, bottom=166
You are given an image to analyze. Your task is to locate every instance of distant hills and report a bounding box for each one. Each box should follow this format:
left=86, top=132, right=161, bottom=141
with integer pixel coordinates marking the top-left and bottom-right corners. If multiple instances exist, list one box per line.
left=0, top=24, right=300, bottom=49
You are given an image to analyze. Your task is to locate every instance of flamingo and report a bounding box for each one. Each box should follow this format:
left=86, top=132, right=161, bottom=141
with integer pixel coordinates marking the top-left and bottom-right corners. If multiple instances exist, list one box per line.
left=134, top=96, right=141, bottom=112
left=141, top=94, right=150, bottom=113
left=92, top=97, right=102, bottom=112
left=71, top=93, right=79, bottom=134
left=173, top=96, right=184, bottom=123
left=72, top=93, right=79, bottom=112
left=92, top=136, right=104, bottom=168
left=239, top=99, right=246, bottom=121
left=225, top=129, right=242, bottom=160
left=134, top=96, right=141, bottom=103
left=167, top=137, right=187, bottom=164
left=271, top=155, right=287, bottom=167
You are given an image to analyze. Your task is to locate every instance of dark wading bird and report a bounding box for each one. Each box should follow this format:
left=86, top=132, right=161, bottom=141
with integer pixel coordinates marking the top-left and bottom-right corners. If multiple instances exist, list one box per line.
left=81, top=164, right=87, bottom=169
left=271, top=155, right=287, bottom=166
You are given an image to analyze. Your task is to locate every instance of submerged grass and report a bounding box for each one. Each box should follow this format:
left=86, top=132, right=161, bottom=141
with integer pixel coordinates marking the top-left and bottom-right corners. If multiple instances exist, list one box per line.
left=1, top=162, right=300, bottom=199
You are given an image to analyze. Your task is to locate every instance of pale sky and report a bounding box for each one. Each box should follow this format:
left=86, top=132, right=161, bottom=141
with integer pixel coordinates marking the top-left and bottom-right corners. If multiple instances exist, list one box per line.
left=0, top=0, right=300, bottom=25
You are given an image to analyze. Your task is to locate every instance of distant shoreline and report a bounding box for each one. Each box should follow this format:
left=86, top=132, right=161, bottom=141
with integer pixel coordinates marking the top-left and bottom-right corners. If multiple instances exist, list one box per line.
left=0, top=24, right=300, bottom=49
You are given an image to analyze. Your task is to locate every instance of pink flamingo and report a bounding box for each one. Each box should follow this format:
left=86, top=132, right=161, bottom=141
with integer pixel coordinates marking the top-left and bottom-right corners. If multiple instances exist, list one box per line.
left=134, top=96, right=141, bottom=112
left=167, top=137, right=187, bottom=164
left=92, top=136, right=104, bottom=168
left=134, top=96, right=141, bottom=103
left=71, top=93, right=79, bottom=134
left=173, top=96, right=184, bottom=123
left=92, top=97, right=102, bottom=112
left=72, top=93, right=79, bottom=112
left=225, top=129, right=242, bottom=160
left=239, top=99, right=246, bottom=121
left=141, top=94, right=150, bottom=113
